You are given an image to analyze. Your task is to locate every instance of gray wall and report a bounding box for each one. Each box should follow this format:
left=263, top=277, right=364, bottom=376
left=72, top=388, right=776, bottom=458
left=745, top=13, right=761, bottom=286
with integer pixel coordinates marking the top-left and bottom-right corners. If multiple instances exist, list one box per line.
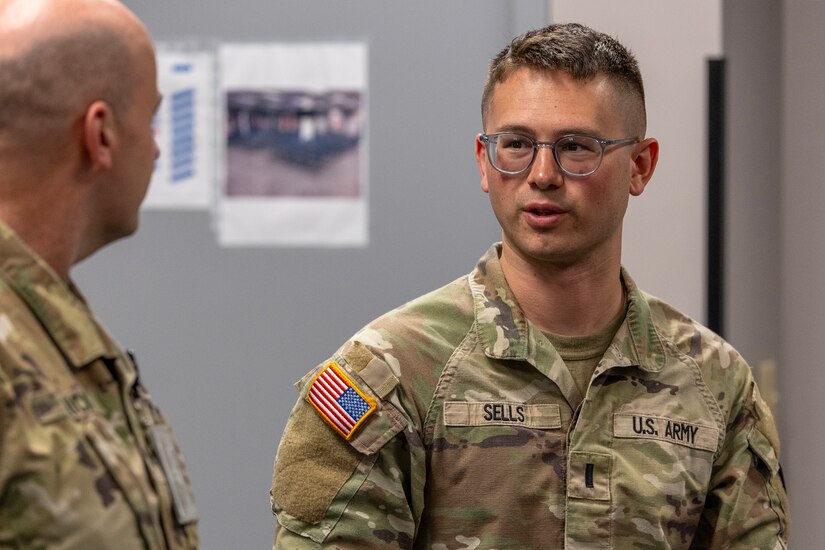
left=723, top=3, right=782, bottom=400
left=727, top=1, right=825, bottom=544
left=723, top=0, right=783, bottom=376
left=781, top=1, right=825, bottom=546
left=724, top=0, right=782, bottom=365
left=74, top=1, right=544, bottom=548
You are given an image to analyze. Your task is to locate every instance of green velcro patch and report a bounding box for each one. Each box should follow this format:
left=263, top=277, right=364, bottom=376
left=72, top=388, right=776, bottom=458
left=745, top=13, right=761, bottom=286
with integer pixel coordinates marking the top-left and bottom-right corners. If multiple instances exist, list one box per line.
left=340, top=341, right=399, bottom=399
left=272, top=400, right=361, bottom=525
left=341, top=341, right=374, bottom=372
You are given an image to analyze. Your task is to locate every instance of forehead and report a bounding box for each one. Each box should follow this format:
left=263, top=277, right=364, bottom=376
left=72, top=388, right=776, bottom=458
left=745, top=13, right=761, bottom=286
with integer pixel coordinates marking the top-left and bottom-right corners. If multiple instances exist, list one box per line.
left=486, top=68, right=623, bottom=135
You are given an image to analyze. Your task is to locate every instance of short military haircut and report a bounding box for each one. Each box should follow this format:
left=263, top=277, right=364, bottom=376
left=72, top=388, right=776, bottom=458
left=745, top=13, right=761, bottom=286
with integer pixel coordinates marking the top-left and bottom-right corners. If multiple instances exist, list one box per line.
left=481, top=23, right=647, bottom=136
left=0, top=24, right=133, bottom=148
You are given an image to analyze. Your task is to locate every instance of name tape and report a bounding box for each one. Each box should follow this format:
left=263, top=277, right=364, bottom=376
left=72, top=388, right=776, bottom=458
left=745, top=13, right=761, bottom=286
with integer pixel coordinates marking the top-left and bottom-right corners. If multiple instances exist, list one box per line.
left=444, top=401, right=561, bottom=429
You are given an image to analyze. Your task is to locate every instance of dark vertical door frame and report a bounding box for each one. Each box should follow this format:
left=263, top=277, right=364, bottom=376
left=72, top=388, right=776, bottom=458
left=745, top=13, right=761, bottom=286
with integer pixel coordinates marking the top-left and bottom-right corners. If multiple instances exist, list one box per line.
left=707, top=58, right=725, bottom=336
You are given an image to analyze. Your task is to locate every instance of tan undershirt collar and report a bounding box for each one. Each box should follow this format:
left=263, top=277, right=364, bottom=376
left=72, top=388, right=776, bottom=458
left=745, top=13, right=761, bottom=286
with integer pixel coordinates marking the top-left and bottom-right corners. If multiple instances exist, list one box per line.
left=543, top=296, right=628, bottom=400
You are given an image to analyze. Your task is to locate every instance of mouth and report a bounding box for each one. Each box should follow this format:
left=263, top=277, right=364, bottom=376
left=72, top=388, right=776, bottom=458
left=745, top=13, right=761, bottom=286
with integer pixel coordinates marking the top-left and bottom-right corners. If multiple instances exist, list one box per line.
left=522, top=202, right=567, bottom=228
left=528, top=208, right=559, bottom=216
left=523, top=203, right=565, bottom=216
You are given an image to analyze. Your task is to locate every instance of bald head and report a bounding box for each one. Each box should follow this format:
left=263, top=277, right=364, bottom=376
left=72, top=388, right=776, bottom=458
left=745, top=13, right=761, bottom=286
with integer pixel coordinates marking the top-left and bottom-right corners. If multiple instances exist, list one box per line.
left=0, top=0, right=154, bottom=157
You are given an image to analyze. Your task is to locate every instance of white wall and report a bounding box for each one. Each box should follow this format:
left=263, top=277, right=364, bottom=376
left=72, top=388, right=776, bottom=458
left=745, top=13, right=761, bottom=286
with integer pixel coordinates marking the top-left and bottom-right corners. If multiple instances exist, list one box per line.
left=550, top=0, right=722, bottom=323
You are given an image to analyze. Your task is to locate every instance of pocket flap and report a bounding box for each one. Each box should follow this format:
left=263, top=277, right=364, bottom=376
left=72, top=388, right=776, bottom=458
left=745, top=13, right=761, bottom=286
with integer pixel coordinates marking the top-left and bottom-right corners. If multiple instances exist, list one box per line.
left=747, top=425, right=780, bottom=477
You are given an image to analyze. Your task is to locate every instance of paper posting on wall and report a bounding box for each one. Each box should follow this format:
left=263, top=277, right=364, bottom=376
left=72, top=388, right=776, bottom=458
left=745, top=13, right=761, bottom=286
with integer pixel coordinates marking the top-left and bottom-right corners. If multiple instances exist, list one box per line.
left=216, top=42, right=368, bottom=247
left=143, top=46, right=216, bottom=210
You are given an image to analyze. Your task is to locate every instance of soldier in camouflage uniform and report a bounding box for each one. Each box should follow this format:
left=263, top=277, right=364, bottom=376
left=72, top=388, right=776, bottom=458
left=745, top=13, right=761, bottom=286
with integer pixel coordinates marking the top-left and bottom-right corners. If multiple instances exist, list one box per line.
left=271, top=23, right=789, bottom=549
left=0, top=0, right=198, bottom=547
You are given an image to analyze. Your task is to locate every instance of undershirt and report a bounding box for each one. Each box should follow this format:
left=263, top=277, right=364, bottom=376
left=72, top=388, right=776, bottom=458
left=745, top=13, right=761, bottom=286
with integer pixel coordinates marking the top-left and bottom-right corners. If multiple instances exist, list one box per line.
left=543, top=298, right=628, bottom=402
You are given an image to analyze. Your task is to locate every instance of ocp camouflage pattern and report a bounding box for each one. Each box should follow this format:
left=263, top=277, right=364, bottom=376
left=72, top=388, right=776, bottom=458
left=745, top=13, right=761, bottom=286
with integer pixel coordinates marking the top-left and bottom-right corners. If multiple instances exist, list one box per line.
left=271, top=243, right=789, bottom=549
left=0, top=221, right=199, bottom=549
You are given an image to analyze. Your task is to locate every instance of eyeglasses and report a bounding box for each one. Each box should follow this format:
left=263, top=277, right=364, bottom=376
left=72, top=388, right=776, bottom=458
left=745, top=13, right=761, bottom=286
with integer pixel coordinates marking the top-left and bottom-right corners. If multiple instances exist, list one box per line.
left=479, top=132, right=639, bottom=177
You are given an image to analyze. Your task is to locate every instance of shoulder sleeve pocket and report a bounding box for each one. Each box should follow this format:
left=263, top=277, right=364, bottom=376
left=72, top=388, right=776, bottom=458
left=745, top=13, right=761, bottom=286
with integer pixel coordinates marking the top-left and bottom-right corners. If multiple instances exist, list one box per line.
left=745, top=424, right=790, bottom=541
left=271, top=361, right=406, bottom=543
left=747, top=425, right=780, bottom=478
left=302, top=356, right=405, bottom=455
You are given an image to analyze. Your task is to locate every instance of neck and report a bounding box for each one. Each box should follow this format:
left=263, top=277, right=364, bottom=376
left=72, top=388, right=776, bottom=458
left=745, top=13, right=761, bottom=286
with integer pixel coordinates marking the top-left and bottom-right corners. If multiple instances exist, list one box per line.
left=500, top=243, right=625, bottom=337
left=0, top=206, right=80, bottom=280
left=0, top=164, right=90, bottom=280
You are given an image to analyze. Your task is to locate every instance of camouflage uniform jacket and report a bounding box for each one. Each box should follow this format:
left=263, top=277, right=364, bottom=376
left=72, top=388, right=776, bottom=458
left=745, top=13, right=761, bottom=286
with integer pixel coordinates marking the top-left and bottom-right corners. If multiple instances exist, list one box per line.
left=271, top=243, right=789, bottom=549
left=0, top=222, right=198, bottom=549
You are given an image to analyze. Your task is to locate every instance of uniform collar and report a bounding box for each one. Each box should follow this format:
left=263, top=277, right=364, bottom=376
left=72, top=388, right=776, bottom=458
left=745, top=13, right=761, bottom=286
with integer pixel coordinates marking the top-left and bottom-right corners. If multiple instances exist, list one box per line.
left=469, top=243, right=667, bottom=373
left=0, top=221, right=111, bottom=368
left=609, top=268, right=668, bottom=372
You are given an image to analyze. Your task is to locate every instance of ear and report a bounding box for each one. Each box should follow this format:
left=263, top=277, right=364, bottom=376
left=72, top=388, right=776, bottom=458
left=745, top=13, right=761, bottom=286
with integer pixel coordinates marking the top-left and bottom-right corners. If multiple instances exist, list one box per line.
left=83, top=100, right=115, bottom=171
left=475, top=134, right=490, bottom=193
left=629, top=137, right=659, bottom=197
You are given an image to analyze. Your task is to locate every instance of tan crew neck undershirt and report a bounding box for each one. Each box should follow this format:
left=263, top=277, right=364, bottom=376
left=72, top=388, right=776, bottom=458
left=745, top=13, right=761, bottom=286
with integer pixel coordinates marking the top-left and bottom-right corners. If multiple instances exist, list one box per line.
left=542, top=298, right=628, bottom=401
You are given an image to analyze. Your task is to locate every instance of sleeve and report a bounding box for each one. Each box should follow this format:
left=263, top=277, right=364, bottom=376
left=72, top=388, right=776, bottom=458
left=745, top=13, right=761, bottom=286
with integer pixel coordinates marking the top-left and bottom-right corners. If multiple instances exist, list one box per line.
left=270, top=348, right=424, bottom=549
left=691, top=381, right=790, bottom=549
left=0, top=362, right=11, bottom=491
left=0, top=358, right=21, bottom=522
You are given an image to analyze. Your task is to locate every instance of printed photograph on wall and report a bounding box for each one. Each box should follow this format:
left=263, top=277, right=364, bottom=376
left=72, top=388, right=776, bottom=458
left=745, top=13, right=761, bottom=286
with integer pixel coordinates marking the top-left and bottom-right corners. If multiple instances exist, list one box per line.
left=217, top=42, right=368, bottom=247
left=226, top=90, right=363, bottom=198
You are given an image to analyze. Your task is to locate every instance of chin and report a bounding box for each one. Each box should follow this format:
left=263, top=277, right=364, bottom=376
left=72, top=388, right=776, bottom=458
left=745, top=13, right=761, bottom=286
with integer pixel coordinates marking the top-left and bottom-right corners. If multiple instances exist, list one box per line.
left=516, top=240, right=570, bottom=260
left=516, top=244, right=583, bottom=267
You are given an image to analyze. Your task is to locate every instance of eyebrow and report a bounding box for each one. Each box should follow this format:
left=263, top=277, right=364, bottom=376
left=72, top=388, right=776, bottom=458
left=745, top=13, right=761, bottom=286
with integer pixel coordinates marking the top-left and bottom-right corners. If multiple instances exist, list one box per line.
left=491, top=123, right=600, bottom=138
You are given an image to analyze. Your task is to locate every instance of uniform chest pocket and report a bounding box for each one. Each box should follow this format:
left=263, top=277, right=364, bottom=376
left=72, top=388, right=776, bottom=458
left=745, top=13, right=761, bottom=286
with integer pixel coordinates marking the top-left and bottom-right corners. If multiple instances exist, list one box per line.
left=83, top=415, right=157, bottom=518
left=610, top=412, right=720, bottom=547
left=611, top=412, right=719, bottom=490
left=428, top=402, right=568, bottom=547
left=2, top=404, right=155, bottom=545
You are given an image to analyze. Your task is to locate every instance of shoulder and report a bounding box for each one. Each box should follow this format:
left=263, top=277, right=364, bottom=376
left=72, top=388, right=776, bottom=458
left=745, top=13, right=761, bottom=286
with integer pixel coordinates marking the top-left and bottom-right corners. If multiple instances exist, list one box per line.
left=0, top=278, right=51, bottom=378
left=643, top=291, right=755, bottom=417
left=644, top=292, right=746, bottom=372
left=353, top=274, right=475, bottom=361
left=304, top=274, right=476, bottom=431
left=0, top=274, right=61, bottom=364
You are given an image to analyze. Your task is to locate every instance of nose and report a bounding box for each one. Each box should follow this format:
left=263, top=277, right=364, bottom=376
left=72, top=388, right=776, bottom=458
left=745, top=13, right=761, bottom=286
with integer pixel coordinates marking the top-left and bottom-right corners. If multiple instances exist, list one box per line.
left=529, top=144, right=562, bottom=189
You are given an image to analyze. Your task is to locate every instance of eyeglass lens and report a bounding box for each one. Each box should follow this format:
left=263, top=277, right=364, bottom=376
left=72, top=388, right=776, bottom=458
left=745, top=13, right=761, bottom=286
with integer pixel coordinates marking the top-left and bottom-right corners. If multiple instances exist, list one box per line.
left=490, top=133, right=603, bottom=175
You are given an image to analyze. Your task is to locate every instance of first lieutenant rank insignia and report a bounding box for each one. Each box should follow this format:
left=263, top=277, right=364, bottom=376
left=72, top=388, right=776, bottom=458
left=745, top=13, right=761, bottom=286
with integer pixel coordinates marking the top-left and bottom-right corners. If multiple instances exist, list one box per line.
left=308, top=361, right=376, bottom=439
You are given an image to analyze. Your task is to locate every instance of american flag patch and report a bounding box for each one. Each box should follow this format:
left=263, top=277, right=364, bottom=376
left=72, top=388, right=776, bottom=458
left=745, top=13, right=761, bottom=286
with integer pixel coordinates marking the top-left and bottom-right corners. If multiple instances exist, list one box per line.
left=307, top=361, right=376, bottom=439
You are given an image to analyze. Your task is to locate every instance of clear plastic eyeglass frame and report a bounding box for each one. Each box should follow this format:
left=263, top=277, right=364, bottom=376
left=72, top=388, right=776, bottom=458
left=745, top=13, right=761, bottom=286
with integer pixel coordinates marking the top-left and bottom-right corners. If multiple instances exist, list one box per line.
left=479, top=132, right=639, bottom=177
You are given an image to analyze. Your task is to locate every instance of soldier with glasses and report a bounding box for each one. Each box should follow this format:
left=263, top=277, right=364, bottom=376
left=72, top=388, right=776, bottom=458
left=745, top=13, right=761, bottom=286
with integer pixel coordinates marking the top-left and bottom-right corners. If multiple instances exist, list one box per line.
left=271, top=22, right=790, bottom=549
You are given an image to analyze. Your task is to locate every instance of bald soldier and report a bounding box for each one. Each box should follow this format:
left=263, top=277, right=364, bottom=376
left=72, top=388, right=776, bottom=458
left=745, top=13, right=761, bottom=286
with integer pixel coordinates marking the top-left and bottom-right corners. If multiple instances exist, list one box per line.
left=0, top=0, right=198, bottom=547
left=270, top=23, right=789, bottom=548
